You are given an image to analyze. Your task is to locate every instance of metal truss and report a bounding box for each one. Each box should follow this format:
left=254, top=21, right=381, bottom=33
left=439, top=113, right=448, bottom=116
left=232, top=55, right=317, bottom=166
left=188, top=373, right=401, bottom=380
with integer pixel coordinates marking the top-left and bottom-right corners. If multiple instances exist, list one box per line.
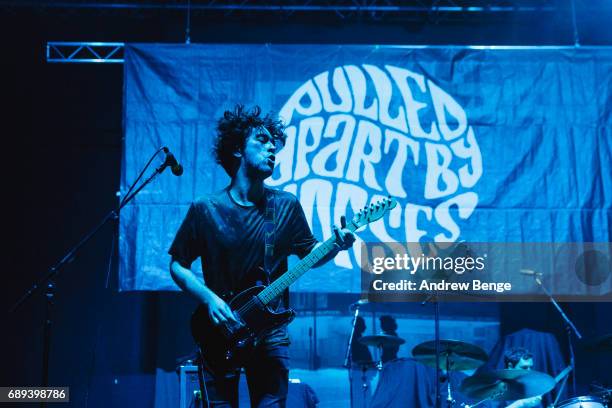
left=33, top=1, right=601, bottom=61
left=3, top=1, right=561, bottom=15
left=46, top=42, right=124, bottom=63
left=2, top=0, right=569, bottom=29
left=48, top=42, right=612, bottom=64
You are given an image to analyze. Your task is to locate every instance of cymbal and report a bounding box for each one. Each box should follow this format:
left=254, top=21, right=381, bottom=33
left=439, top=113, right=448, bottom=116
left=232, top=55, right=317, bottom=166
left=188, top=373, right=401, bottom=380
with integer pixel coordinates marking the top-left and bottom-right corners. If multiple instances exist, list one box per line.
left=460, top=369, right=555, bottom=401
left=412, top=340, right=488, bottom=371
left=359, top=334, right=406, bottom=347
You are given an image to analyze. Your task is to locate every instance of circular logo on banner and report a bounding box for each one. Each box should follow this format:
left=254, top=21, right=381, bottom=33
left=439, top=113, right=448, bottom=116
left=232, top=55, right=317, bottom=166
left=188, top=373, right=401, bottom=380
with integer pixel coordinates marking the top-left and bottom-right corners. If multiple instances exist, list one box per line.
left=269, top=64, right=483, bottom=269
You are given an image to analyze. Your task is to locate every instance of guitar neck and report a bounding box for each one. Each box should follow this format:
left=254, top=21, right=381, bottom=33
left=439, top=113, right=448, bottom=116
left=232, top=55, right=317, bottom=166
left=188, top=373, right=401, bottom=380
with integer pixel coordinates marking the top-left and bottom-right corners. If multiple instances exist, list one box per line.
left=254, top=197, right=396, bottom=306
left=256, top=229, right=353, bottom=306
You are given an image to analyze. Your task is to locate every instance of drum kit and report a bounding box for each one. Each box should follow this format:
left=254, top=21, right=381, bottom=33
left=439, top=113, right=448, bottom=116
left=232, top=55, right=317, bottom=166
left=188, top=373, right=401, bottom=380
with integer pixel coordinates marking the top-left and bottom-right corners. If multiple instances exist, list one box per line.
left=349, top=333, right=611, bottom=408
left=348, top=334, right=406, bottom=407
left=358, top=334, right=406, bottom=369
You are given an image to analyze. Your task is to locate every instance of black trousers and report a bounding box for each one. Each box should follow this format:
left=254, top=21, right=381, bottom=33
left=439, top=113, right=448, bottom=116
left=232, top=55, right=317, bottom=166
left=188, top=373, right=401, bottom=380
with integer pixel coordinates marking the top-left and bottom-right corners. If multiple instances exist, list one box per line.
left=201, top=328, right=289, bottom=408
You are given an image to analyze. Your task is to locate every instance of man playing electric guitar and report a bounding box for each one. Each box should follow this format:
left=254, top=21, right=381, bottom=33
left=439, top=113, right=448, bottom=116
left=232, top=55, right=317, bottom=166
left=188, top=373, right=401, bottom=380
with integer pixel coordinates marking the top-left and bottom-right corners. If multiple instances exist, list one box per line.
left=169, top=105, right=355, bottom=407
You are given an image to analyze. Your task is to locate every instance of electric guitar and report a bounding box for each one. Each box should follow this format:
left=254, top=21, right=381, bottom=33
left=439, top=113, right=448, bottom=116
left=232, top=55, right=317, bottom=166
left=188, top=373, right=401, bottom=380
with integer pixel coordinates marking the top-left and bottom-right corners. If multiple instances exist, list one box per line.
left=191, top=196, right=397, bottom=375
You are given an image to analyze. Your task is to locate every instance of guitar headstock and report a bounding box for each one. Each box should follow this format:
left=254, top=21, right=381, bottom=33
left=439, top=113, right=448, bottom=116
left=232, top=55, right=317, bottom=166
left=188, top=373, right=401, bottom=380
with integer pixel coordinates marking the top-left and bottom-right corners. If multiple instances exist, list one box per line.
left=349, top=196, right=397, bottom=231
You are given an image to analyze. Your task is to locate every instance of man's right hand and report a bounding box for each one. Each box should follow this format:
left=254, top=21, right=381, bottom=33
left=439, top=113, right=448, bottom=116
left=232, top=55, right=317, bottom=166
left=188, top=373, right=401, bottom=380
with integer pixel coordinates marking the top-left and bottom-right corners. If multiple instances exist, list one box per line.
left=202, top=291, right=240, bottom=327
left=169, top=260, right=241, bottom=327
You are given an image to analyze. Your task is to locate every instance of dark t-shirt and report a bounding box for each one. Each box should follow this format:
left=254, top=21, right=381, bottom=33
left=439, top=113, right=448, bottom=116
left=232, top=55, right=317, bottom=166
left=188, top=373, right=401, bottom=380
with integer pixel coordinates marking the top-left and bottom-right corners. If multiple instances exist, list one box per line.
left=169, top=187, right=318, bottom=304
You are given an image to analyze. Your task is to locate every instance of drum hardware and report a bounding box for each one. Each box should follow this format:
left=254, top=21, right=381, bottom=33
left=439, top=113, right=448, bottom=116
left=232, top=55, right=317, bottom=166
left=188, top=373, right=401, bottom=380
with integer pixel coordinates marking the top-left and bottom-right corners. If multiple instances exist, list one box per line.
left=556, top=395, right=607, bottom=408
left=553, top=379, right=610, bottom=408
left=590, top=383, right=612, bottom=405
left=344, top=299, right=365, bottom=408
left=460, top=368, right=556, bottom=402
left=359, top=334, right=406, bottom=370
left=419, top=243, right=474, bottom=408
left=412, top=340, right=488, bottom=372
left=413, top=339, right=488, bottom=407
left=344, top=299, right=391, bottom=408
left=551, top=365, right=573, bottom=407
left=521, top=269, right=582, bottom=395
left=354, top=361, right=378, bottom=398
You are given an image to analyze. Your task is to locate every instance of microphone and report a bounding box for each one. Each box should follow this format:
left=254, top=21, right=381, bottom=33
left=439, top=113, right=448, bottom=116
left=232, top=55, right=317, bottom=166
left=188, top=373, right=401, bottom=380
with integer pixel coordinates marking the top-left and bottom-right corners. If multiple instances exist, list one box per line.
left=162, top=147, right=183, bottom=176
left=520, top=269, right=542, bottom=276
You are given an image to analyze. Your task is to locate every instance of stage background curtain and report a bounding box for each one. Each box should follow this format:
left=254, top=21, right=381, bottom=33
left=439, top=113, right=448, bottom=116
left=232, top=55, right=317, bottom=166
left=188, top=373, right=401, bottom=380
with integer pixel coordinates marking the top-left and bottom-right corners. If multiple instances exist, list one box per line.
left=120, top=44, right=612, bottom=293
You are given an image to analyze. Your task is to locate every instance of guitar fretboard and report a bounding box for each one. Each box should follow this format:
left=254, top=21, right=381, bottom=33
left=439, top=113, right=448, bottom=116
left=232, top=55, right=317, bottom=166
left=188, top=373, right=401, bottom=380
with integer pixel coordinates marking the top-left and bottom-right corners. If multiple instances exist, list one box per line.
left=254, top=197, right=394, bottom=306
left=256, top=235, right=346, bottom=305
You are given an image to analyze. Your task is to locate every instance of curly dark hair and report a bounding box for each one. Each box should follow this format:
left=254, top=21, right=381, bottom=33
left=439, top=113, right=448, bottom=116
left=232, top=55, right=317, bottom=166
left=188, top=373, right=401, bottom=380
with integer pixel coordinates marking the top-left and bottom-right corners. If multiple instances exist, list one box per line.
left=380, top=315, right=398, bottom=333
left=504, top=347, right=533, bottom=368
left=213, top=104, right=286, bottom=177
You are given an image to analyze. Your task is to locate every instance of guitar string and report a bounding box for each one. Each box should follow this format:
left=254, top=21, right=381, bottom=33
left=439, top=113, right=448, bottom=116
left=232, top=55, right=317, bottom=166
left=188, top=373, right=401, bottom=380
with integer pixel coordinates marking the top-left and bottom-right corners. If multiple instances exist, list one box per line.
left=232, top=239, right=334, bottom=317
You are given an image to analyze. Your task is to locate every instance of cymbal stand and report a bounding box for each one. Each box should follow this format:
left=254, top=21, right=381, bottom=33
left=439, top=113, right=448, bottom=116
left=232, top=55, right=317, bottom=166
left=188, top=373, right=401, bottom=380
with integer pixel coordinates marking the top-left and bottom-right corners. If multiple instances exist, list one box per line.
left=445, top=353, right=455, bottom=407
left=419, top=293, right=445, bottom=407
left=422, top=292, right=442, bottom=408
left=344, top=301, right=362, bottom=408
left=375, top=345, right=384, bottom=371
left=553, top=373, right=570, bottom=406
left=361, top=364, right=369, bottom=407
left=593, top=383, right=612, bottom=407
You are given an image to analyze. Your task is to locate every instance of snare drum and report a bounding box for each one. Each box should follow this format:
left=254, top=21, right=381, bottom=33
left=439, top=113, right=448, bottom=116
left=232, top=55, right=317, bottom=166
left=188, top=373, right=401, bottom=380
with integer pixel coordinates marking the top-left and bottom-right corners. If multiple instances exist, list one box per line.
left=557, top=395, right=607, bottom=408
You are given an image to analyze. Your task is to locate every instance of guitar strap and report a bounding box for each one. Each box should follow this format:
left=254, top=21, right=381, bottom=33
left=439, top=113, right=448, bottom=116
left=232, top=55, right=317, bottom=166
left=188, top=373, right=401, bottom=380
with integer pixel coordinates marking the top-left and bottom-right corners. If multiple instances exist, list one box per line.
left=263, top=190, right=276, bottom=284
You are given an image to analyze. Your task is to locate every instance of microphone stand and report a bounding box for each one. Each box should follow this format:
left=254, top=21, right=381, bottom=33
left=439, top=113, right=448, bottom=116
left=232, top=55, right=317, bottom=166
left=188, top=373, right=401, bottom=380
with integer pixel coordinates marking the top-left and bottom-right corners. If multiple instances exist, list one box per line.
left=531, top=273, right=582, bottom=396
left=344, top=301, right=362, bottom=408
left=422, top=292, right=442, bottom=408
left=9, top=148, right=173, bottom=400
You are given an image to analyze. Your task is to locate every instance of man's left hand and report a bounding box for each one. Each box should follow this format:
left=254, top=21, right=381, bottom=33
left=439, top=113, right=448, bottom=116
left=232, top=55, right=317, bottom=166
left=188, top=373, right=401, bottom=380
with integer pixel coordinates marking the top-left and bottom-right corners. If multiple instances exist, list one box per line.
left=333, top=215, right=356, bottom=251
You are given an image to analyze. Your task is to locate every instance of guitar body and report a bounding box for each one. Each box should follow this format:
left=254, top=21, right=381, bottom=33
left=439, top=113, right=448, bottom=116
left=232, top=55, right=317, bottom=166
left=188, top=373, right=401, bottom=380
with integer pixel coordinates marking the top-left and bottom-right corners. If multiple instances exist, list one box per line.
left=190, top=285, right=295, bottom=376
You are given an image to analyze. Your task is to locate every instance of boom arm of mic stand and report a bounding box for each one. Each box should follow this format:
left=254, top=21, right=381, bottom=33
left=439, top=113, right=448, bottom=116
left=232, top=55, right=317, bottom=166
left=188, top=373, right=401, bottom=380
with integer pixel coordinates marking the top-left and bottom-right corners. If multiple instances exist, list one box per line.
left=534, top=277, right=582, bottom=339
